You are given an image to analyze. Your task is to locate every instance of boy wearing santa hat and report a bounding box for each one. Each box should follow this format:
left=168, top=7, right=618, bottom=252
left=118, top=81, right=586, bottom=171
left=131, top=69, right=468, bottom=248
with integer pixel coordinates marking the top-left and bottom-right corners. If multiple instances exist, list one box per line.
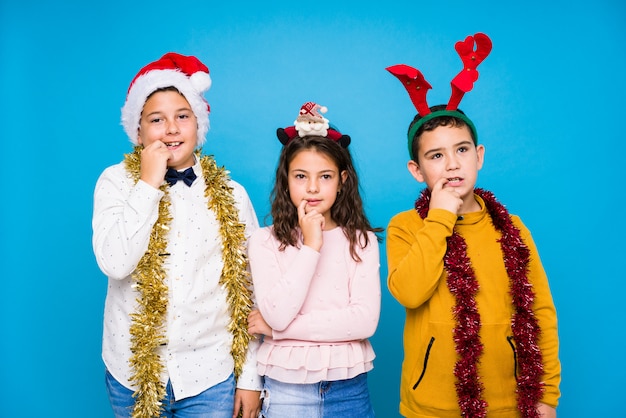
left=92, top=53, right=262, bottom=418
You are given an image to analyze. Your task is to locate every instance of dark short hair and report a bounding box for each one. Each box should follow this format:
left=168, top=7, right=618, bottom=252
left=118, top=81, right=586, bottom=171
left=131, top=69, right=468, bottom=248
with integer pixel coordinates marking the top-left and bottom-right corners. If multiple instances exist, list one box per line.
left=407, top=105, right=477, bottom=161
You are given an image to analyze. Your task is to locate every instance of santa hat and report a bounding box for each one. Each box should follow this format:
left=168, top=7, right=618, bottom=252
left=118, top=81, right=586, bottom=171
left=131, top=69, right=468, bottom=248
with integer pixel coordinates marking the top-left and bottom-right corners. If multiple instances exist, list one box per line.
left=121, top=52, right=212, bottom=146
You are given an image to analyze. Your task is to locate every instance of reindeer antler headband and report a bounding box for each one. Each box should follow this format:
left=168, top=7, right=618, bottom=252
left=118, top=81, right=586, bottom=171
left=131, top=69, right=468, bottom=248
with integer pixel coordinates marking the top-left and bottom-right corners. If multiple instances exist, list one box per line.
left=386, top=33, right=492, bottom=159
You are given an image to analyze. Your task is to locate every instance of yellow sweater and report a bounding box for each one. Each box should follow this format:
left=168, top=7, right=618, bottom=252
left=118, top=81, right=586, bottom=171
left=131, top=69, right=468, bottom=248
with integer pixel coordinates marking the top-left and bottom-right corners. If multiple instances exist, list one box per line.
left=387, top=195, right=560, bottom=418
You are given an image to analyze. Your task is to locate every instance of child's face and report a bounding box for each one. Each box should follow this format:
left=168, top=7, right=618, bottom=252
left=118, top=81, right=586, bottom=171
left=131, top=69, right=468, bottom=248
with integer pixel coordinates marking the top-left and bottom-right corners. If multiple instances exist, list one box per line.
left=408, top=124, right=485, bottom=202
left=137, top=90, right=198, bottom=170
left=287, top=149, right=347, bottom=229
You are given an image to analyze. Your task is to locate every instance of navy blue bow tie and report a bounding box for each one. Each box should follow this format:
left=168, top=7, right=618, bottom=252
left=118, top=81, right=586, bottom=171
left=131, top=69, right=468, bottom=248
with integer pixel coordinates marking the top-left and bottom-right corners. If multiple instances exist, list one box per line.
left=165, top=167, right=197, bottom=187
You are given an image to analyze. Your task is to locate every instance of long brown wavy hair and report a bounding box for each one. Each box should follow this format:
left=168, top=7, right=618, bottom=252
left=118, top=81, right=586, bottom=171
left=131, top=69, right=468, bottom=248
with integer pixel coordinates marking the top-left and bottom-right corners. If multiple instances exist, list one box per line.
left=269, top=136, right=382, bottom=261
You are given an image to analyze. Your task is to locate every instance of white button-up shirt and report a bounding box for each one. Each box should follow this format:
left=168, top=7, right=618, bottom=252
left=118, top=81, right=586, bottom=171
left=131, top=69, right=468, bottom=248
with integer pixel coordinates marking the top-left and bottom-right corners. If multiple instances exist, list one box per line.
left=92, top=157, right=262, bottom=400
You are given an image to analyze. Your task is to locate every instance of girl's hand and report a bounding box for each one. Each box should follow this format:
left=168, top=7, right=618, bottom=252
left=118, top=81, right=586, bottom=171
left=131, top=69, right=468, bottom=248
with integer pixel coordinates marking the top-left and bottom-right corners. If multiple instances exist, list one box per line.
left=429, top=177, right=463, bottom=216
left=139, top=141, right=172, bottom=189
left=297, top=199, right=324, bottom=251
left=248, top=309, right=272, bottom=337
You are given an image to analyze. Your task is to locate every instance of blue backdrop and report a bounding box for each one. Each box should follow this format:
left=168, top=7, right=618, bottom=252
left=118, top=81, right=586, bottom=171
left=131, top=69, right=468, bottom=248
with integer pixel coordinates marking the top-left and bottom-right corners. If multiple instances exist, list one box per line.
left=1, top=1, right=623, bottom=416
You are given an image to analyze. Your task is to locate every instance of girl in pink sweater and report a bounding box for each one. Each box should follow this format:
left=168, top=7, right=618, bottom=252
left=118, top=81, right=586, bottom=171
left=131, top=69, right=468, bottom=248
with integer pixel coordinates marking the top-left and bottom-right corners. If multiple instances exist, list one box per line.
left=247, top=102, right=382, bottom=417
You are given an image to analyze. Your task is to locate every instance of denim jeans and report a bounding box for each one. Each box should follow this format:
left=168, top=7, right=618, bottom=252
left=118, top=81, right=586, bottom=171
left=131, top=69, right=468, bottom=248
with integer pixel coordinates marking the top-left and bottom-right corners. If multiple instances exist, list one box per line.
left=105, top=369, right=235, bottom=417
left=260, top=373, right=375, bottom=418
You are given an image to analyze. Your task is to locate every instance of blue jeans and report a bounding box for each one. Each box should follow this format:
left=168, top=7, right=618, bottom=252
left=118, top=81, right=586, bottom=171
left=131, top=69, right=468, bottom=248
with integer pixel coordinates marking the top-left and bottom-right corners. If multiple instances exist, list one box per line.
left=105, top=369, right=235, bottom=417
left=260, top=373, right=375, bottom=418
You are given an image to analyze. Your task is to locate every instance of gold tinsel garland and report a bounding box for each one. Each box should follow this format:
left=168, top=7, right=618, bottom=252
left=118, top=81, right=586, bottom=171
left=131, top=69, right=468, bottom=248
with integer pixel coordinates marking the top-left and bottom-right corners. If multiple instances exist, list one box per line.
left=124, top=148, right=253, bottom=418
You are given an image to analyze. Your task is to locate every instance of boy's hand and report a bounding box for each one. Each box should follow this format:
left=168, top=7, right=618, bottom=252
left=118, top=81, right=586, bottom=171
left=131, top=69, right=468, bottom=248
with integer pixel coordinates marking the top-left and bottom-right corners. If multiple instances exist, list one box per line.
left=536, top=403, right=556, bottom=417
left=233, top=388, right=261, bottom=418
left=297, top=199, right=324, bottom=251
left=140, top=141, right=172, bottom=189
left=429, top=177, right=463, bottom=216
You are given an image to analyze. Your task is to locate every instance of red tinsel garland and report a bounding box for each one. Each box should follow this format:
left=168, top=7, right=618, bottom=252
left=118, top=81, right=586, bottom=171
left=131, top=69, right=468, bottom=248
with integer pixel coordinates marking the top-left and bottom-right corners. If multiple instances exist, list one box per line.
left=415, top=188, right=544, bottom=417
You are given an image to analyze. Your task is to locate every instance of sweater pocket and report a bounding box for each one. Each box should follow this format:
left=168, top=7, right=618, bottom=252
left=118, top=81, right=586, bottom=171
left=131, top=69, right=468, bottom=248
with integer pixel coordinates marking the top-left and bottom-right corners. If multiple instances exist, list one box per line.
left=407, top=323, right=459, bottom=411
left=507, top=336, right=518, bottom=380
left=406, top=323, right=521, bottom=415
left=411, top=336, right=434, bottom=390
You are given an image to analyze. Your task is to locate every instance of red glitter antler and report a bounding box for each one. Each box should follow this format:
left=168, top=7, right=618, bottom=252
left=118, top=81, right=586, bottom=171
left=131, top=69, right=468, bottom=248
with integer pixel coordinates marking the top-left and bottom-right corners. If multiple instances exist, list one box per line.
left=385, top=64, right=432, bottom=116
left=448, top=33, right=492, bottom=110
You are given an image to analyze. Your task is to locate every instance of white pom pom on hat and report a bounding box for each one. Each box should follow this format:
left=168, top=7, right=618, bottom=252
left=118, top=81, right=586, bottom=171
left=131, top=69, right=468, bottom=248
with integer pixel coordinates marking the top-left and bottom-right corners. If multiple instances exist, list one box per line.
left=121, top=52, right=212, bottom=146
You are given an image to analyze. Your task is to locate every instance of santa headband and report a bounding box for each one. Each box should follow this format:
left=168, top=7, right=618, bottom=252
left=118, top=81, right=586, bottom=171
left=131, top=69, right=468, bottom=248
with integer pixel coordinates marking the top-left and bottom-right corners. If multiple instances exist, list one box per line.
left=386, top=33, right=492, bottom=159
left=276, top=102, right=351, bottom=148
left=121, top=52, right=212, bottom=146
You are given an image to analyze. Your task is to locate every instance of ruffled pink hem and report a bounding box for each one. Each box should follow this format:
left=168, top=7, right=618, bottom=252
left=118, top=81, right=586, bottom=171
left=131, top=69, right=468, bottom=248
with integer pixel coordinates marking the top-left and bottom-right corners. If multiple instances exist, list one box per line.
left=256, top=340, right=376, bottom=384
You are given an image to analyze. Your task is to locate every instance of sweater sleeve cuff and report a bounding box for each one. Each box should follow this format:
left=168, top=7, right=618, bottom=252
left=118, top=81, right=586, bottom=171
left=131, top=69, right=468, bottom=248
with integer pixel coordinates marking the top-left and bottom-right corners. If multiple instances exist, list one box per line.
left=236, top=338, right=263, bottom=391
left=426, top=208, right=458, bottom=228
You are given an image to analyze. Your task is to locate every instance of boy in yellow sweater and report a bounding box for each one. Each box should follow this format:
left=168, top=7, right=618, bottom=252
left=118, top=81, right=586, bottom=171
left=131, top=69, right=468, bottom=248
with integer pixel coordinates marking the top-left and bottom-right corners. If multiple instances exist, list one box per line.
left=385, top=33, right=560, bottom=418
